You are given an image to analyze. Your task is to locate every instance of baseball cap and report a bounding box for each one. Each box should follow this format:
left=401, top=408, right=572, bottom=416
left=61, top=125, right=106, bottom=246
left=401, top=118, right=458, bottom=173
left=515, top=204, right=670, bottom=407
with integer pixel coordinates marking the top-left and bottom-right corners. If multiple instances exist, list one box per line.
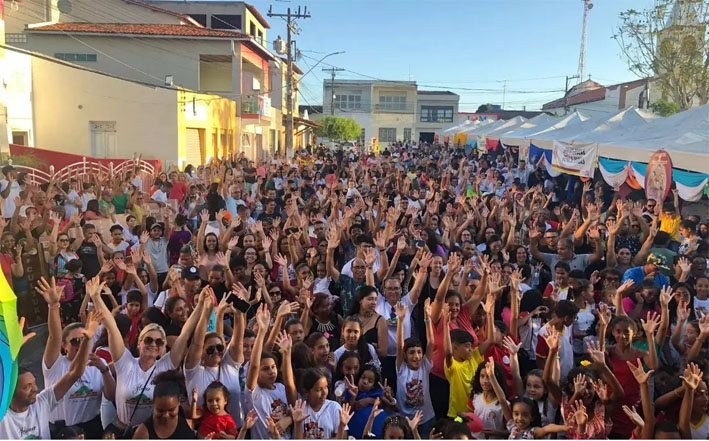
left=150, top=222, right=165, bottom=231
left=181, top=266, right=200, bottom=280
left=646, top=253, right=670, bottom=271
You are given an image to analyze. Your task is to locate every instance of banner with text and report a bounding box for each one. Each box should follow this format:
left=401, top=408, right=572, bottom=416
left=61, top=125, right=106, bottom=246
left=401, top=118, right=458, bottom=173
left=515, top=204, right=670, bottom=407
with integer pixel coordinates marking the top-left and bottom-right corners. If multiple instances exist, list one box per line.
left=551, top=141, right=598, bottom=178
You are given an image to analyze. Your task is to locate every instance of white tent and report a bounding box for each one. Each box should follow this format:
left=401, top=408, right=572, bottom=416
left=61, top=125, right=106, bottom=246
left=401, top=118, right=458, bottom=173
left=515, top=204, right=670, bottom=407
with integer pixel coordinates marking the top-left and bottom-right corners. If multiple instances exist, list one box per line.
left=440, top=119, right=473, bottom=135
left=500, top=112, right=589, bottom=148
left=530, top=107, right=656, bottom=150
left=483, top=116, right=529, bottom=140
left=595, top=104, right=709, bottom=173
left=460, top=118, right=503, bottom=135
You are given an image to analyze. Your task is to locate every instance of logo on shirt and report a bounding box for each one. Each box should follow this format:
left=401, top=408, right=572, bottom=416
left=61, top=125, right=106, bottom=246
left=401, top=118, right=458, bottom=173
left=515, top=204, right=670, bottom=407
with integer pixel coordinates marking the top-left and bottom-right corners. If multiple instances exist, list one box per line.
left=270, top=399, right=288, bottom=420
left=69, top=385, right=98, bottom=400
left=405, top=379, right=424, bottom=408
left=303, top=421, right=324, bottom=439
left=19, top=425, right=38, bottom=439
left=126, top=393, right=152, bottom=405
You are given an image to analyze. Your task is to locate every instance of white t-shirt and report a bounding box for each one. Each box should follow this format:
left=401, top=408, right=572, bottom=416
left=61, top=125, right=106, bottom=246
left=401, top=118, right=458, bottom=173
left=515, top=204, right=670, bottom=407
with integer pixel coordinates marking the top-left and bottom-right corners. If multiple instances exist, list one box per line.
left=0, top=386, right=56, bottom=439
left=113, top=350, right=176, bottom=427
left=151, top=189, right=168, bottom=204
left=376, top=294, right=413, bottom=357
left=42, top=355, right=104, bottom=425
left=538, top=324, right=574, bottom=379
left=303, top=399, right=343, bottom=439
left=246, top=383, right=291, bottom=439
left=694, top=296, right=709, bottom=318
left=396, top=356, right=434, bottom=423
left=0, top=179, right=22, bottom=217
left=334, top=344, right=380, bottom=366
left=65, top=190, right=81, bottom=219
left=184, top=350, right=243, bottom=425
left=472, top=393, right=505, bottom=432
left=81, top=192, right=96, bottom=212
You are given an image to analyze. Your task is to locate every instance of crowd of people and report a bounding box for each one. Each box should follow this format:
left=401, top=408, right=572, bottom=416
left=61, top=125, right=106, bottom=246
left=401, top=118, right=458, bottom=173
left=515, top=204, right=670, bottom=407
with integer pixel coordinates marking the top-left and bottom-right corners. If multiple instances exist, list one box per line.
left=0, top=140, right=707, bottom=440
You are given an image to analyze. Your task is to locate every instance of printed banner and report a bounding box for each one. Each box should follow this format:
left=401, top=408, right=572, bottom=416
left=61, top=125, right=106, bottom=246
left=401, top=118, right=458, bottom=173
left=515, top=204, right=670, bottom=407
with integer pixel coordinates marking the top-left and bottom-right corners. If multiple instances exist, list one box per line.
left=645, top=150, right=673, bottom=203
left=551, top=141, right=598, bottom=178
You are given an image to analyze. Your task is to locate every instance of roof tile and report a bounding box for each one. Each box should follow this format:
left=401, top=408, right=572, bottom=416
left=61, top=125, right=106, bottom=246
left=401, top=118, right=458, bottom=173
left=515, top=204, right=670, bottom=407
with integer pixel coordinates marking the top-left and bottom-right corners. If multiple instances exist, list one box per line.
left=29, top=22, right=247, bottom=38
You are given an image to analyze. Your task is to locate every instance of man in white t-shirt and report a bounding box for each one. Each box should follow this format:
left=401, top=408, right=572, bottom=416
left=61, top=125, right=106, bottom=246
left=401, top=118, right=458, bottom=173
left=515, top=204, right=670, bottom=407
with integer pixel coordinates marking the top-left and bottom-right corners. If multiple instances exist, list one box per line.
left=0, top=165, right=22, bottom=219
left=0, top=329, right=93, bottom=439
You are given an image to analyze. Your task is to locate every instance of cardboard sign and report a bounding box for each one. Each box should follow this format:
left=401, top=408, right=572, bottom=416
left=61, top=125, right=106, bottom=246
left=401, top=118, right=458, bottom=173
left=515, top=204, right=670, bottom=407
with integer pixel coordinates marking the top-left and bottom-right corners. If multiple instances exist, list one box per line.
left=645, top=149, right=673, bottom=203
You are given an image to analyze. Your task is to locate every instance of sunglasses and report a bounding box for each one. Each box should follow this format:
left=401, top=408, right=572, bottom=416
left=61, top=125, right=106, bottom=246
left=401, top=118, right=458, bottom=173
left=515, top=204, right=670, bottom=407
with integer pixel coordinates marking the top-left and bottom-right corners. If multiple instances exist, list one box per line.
left=269, top=290, right=282, bottom=296
left=68, top=337, right=82, bottom=347
left=142, top=336, right=165, bottom=347
left=206, top=344, right=225, bottom=355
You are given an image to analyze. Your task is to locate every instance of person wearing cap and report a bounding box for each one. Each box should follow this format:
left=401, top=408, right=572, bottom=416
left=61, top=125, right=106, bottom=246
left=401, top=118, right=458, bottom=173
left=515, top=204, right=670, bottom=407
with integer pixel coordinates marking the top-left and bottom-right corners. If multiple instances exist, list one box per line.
left=621, top=254, right=671, bottom=290
left=0, top=165, right=22, bottom=219
left=153, top=265, right=203, bottom=310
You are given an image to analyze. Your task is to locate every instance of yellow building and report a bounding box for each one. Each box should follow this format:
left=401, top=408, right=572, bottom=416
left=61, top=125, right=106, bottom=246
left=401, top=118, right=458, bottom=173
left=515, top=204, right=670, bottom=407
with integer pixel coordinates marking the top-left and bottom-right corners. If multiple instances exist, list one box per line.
left=1, top=45, right=238, bottom=169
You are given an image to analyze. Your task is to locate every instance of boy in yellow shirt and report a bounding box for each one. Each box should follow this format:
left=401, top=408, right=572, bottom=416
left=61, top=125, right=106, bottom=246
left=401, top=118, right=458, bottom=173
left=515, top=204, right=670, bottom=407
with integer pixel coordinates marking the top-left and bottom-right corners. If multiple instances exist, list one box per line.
left=442, top=297, right=495, bottom=418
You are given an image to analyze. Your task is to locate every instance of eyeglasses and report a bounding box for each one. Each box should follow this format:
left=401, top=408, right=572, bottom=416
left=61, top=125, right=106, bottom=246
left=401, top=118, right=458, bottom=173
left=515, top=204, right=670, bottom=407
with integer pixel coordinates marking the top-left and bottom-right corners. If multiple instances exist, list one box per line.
left=58, top=238, right=70, bottom=243
left=142, top=336, right=165, bottom=347
left=68, top=337, right=82, bottom=347
left=269, top=290, right=282, bottom=296
left=205, top=344, right=225, bottom=355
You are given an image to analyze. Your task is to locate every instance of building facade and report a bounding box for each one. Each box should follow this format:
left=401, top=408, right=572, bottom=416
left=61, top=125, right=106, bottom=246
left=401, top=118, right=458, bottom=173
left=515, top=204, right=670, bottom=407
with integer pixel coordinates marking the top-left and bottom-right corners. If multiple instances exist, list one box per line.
left=322, top=79, right=458, bottom=146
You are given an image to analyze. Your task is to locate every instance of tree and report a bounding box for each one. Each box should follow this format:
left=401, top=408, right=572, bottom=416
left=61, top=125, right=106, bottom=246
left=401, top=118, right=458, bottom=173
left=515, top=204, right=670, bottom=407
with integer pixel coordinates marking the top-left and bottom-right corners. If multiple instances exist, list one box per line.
left=650, top=98, right=679, bottom=116
left=315, top=116, right=361, bottom=141
left=476, top=103, right=493, bottom=113
left=613, top=0, right=708, bottom=111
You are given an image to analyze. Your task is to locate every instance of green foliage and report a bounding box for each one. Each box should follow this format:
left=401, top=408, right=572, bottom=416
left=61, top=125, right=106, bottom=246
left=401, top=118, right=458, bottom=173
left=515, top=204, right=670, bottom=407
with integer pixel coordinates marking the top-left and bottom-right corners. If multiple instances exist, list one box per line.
left=315, top=116, right=361, bottom=141
left=476, top=103, right=493, bottom=113
left=650, top=98, right=679, bottom=116
left=613, top=0, right=708, bottom=110
left=8, top=153, right=47, bottom=169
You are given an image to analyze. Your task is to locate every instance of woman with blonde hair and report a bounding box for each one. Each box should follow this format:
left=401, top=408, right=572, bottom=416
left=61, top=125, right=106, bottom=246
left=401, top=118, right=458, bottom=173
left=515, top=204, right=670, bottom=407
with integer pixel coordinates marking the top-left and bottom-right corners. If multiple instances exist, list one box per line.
left=86, top=276, right=207, bottom=438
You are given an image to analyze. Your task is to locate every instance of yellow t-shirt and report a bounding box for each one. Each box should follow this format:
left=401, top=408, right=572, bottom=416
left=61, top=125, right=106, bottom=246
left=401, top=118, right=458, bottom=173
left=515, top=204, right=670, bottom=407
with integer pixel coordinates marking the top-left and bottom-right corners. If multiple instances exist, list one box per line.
left=660, top=212, right=681, bottom=242
left=444, top=348, right=483, bottom=418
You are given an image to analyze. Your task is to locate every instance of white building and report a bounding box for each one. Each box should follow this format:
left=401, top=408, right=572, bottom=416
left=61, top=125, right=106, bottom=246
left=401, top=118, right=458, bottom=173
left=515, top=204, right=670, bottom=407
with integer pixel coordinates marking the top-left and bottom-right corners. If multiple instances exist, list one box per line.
left=416, top=90, right=459, bottom=143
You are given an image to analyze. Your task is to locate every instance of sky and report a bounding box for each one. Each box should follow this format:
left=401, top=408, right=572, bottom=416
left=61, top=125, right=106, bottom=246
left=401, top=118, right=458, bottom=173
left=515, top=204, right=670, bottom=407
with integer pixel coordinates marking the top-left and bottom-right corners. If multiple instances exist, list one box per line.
left=242, top=0, right=656, bottom=112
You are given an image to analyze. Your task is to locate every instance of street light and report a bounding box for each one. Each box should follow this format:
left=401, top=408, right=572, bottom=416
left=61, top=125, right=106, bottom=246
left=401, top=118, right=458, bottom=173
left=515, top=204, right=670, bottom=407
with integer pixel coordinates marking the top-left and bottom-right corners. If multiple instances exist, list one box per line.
left=298, top=51, right=345, bottom=81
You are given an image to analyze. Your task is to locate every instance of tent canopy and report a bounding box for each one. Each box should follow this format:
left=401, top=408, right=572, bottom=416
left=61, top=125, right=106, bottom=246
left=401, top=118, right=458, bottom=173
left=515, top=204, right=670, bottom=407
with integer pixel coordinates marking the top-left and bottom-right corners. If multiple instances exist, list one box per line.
left=501, top=112, right=588, bottom=148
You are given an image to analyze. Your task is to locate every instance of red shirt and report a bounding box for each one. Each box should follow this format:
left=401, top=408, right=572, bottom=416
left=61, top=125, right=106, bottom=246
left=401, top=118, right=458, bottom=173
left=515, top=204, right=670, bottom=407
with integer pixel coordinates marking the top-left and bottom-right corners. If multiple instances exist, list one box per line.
left=0, top=253, right=15, bottom=288
left=169, top=180, right=188, bottom=202
left=198, top=412, right=237, bottom=439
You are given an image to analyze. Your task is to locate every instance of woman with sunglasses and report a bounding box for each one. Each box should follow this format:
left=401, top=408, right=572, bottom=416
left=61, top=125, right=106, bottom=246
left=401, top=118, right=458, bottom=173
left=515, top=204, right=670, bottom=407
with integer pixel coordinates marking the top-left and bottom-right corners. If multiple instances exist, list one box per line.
left=87, top=276, right=207, bottom=438
left=185, top=286, right=246, bottom=426
left=47, top=210, right=82, bottom=278
left=37, top=276, right=115, bottom=439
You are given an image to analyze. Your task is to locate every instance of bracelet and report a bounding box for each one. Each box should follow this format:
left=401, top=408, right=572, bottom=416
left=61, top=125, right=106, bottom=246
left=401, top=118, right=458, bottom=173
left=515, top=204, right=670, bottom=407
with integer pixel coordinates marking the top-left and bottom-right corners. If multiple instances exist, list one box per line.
left=48, top=303, right=60, bottom=310
left=424, top=319, right=430, bottom=324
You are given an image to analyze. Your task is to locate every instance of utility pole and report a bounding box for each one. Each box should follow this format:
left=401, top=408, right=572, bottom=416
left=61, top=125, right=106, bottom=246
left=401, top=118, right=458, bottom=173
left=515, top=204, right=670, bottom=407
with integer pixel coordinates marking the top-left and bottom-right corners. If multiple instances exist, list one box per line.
left=501, top=80, right=507, bottom=110
left=564, top=74, right=580, bottom=114
left=268, top=5, right=310, bottom=158
left=577, top=0, right=593, bottom=82
left=323, top=67, right=344, bottom=115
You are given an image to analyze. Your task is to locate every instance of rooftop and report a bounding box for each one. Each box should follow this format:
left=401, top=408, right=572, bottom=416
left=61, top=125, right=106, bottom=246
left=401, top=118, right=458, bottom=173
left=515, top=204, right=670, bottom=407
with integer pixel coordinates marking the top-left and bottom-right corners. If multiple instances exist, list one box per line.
left=27, top=22, right=247, bottom=38
left=146, top=1, right=270, bottom=29
left=417, top=90, right=457, bottom=95
left=123, top=0, right=199, bottom=24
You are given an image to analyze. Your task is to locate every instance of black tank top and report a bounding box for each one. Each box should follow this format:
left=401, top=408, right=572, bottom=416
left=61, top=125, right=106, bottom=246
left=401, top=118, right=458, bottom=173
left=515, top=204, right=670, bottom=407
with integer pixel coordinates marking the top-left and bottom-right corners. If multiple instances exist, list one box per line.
left=143, top=410, right=196, bottom=439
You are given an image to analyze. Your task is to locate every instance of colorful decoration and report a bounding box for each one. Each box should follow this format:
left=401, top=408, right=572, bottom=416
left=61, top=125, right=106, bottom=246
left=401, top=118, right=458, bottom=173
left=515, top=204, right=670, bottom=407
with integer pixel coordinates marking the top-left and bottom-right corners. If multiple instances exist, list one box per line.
left=0, top=268, right=22, bottom=419
left=644, top=150, right=673, bottom=203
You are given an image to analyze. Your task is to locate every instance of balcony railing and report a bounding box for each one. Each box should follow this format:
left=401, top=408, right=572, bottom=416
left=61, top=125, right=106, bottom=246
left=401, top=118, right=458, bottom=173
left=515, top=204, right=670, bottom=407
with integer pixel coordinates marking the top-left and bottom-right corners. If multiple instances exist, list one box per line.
left=373, top=104, right=413, bottom=113
left=241, top=95, right=272, bottom=117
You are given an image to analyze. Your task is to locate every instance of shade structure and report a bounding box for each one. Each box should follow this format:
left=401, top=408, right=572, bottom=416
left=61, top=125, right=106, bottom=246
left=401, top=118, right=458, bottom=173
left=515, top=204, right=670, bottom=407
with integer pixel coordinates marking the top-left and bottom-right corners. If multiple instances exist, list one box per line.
left=499, top=113, right=567, bottom=148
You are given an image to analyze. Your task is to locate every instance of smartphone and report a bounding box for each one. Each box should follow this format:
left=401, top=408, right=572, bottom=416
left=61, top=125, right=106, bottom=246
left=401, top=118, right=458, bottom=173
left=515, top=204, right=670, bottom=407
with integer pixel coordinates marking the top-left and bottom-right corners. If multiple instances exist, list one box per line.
left=414, top=240, right=425, bottom=248
left=227, top=293, right=251, bottom=313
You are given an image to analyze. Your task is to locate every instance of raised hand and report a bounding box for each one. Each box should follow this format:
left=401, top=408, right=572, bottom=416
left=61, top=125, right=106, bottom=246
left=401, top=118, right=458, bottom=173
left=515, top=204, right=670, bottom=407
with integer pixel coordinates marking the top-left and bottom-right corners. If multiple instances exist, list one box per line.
left=659, top=286, right=675, bottom=308
left=290, top=399, right=308, bottom=424
left=566, top=400, right=588, bottom=429
left=273, top=253, right=288, bottom=268
left=395, top=301, right=407, bottom=320
left=626, top=358, right=654, bottom=384
left=35, top=277, right=63, bottom=304
left=501, top=336, right=521, bottom=354
left=592, top=379, right=609, bottom=402
left=622, top=405, right=645, bottom=430
left=254, top=303, right=271, bottom=332
left=406, top=410, right=424, bottom=434
left=585, top=340, right=607, bottom=367
left=274, top=330, right=292, bottom=352
left=243, top=409, right=258, bottom=430
left=680, top=362, right=704, bottom=390
left=543, top=327, right=560, bottom=352
left=339, top=402, right=354, bottom=426
left=199, top=209, right=209, bottom=223
left=83, top=310, right=103, bottom=339
left=344, top=375, right=359, bottom=397
left=418, top=250, right=433, bottom=269
left=423, top=297, right=432, bottom=320
left=327, top=227, right=340, bottom=249
left=641, top=311, right=660, bottom=336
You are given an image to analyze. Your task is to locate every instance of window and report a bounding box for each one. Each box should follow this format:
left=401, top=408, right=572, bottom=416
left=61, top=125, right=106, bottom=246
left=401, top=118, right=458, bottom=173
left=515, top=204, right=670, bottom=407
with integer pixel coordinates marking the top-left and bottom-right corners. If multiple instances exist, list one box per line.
left=249, top=22, right=256, bottom=37
left=257, top=31, right=263, bottom=45
left=403, top=128, right=411, bottom=141
left=12, top=131, right=28, bottom=145
left=54, top=53, right=97, bottom=62
left=189, top=14, right=207, bottom=26
left=378, top=95, right=407, bottom=111
left=420, top=105, right=454, bottom=123
left=212, top=14, right=241, bottom=30
left=334, top=94, right=362, bottom=110
left=6, top=33, right=27, bottom=44
left=379, top=128, right=396, bottom=142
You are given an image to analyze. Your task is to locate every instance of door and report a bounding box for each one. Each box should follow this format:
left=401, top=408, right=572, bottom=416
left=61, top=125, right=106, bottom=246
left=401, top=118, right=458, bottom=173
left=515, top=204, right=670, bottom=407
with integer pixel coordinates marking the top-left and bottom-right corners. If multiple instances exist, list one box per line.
left=419, top=132, right=434, bottom=143
left=185, top=128, right=204, bottom=167
left=90, top=121, right=117, bottom=158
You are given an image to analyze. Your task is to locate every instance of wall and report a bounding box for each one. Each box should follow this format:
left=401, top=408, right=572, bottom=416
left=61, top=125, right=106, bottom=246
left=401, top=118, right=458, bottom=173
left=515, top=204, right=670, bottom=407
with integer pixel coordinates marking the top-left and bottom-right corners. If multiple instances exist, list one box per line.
left=30, top=53, right=179, bottom=161
left=199, top=60, right=232, bottom=92
left=177, top=89, right=237, bottom=168
left=416, top=94, right=459, bottom=138
left=21, top=33, right=234, bottom=91
left=5, top=0, right=184, bottom=34
left=3, top=50, right=35, bottom=146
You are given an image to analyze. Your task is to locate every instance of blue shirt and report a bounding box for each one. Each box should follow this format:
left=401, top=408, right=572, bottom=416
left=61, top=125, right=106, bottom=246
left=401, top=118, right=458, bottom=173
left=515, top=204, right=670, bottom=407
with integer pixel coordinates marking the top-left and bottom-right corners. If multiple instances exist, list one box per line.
left=622, top=266, right=670, bottom=289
